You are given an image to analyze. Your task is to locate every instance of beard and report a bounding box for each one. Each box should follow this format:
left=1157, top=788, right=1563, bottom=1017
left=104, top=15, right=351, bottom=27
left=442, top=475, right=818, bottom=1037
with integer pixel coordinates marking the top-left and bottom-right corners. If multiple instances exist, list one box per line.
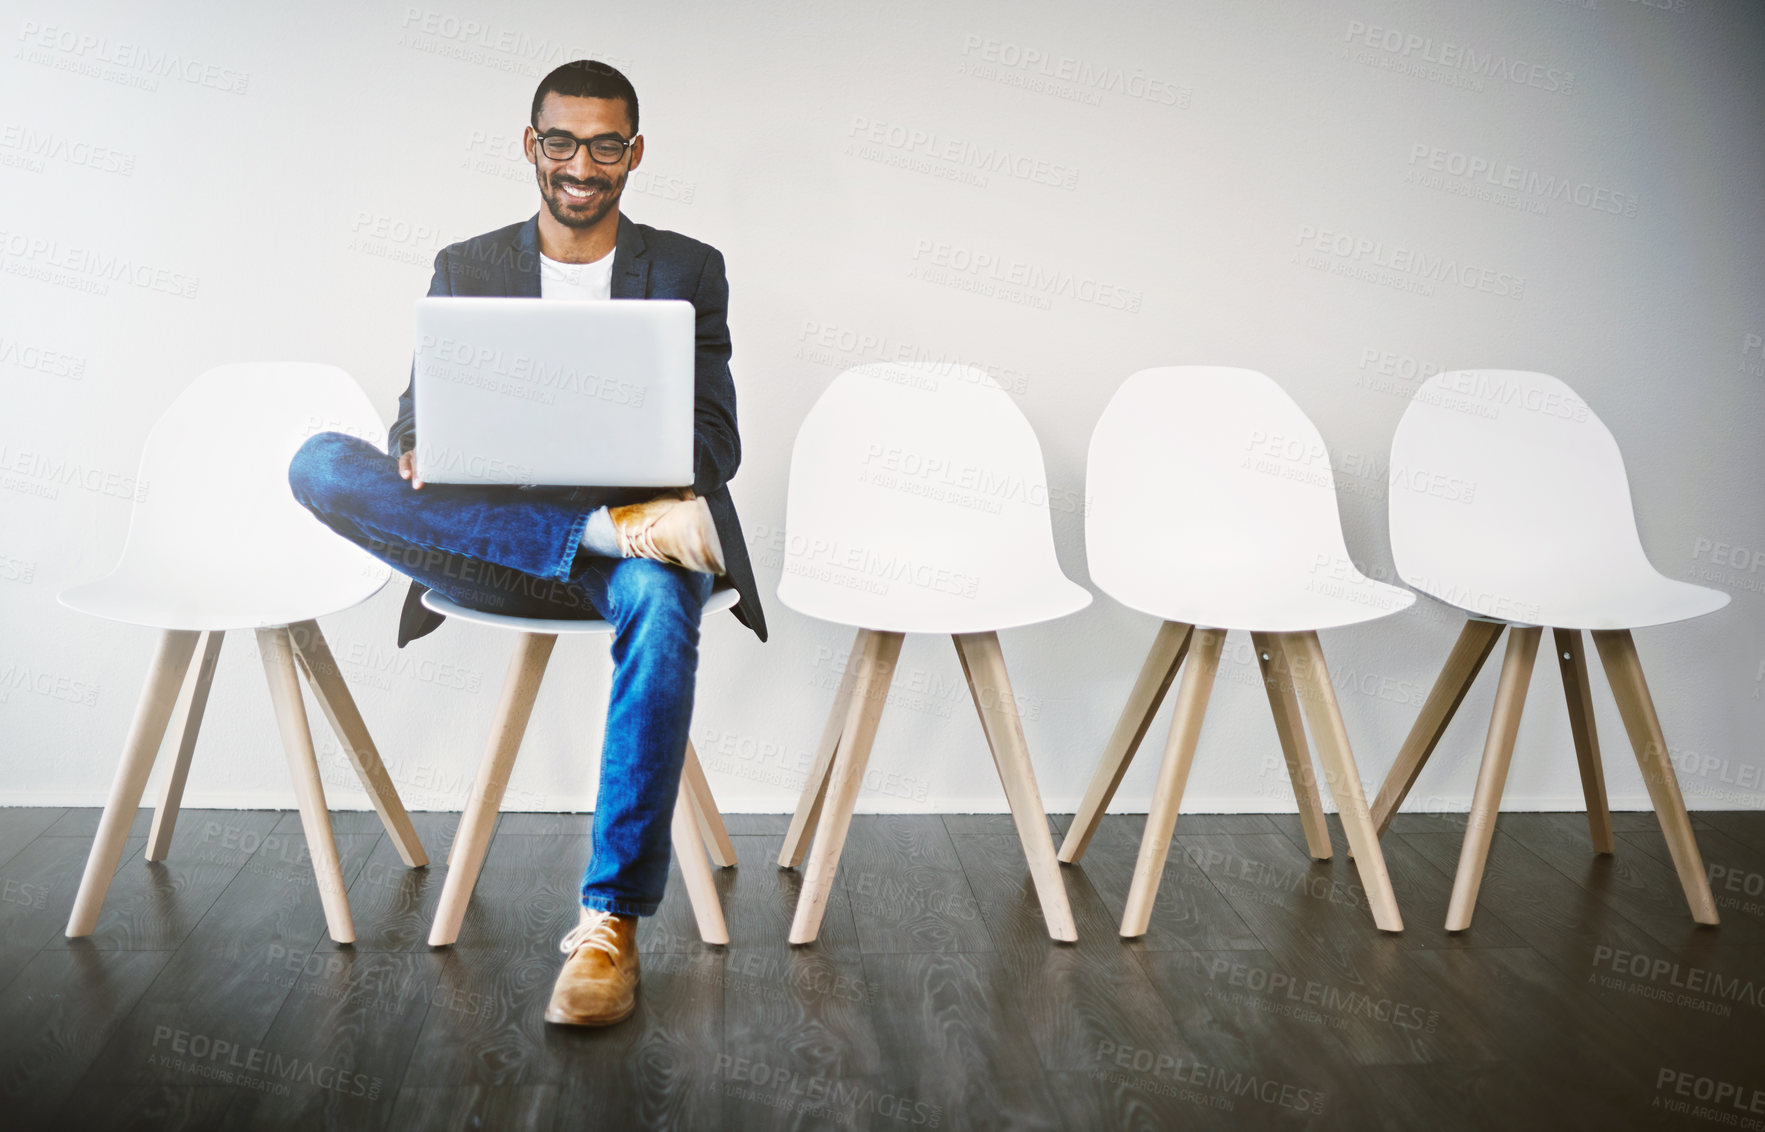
left=540, top=167, right=625, bottom=229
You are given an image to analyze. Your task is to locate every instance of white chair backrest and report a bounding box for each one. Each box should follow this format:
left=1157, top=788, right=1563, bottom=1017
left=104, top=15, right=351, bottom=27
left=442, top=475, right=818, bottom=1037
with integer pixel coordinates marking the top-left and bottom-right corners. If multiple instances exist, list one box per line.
left=1389, top=369, right=1726, bottom=627
left=1087, top=366, right=1411, bottom=630
left=61, top=362, right=391, bottom=629
left=777, top=362, right=1090, bottom=633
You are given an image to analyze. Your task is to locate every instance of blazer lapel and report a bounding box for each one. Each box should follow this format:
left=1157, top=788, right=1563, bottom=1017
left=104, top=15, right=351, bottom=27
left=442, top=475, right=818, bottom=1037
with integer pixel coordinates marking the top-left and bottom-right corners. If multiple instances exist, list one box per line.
left=610, top=211, right=650, bottom=299
left=508, top=209, right=647, bottom=298
left=509, top=213, right=542, bottom=297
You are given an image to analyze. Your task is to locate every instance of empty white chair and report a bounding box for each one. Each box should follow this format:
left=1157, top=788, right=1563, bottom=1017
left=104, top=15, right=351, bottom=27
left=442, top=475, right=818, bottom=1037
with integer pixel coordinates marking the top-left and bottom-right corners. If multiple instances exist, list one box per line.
left=421, top=588, right=742, bottom=946
left=59, top=362, right=427, bottom=944
left=1373, top=369, right=1727, bottom=930
left=1060, top=366, right=1412, bottom=936
left=776, top=361, right=1090, bottom=943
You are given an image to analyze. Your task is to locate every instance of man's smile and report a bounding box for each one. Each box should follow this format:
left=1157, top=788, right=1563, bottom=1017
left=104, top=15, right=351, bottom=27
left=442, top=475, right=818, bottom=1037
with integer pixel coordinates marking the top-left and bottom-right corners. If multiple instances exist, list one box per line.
left=557, top=180, right=605, bottom=202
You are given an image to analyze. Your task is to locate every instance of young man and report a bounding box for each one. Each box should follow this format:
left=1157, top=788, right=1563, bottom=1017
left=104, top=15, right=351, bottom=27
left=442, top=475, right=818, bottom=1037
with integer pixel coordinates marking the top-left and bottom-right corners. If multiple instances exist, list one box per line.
left=287, top=59, right=765, bottom=1026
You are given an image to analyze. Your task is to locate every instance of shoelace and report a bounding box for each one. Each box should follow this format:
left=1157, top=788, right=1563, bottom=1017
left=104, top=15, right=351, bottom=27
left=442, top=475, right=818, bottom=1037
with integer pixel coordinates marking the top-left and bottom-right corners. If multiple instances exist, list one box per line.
left=621, top=497, right=725, bottom=574
left=559, top=909, right=622, bottom=961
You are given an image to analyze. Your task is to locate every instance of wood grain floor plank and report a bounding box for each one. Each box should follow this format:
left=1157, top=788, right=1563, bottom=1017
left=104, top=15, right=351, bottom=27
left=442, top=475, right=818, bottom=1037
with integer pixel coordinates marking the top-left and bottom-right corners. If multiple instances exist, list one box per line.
left=716, top=944, right=883, bottom=1079
left=859, top=950, right=1066, bottom=1131
left=0, top=834, right=146, bottom=991
left=1621, top=824, right=1765, bottom=942
left=0, top=807, right=67, bottom=869
left=1263, top=811, right=1531, bottom=951
left=1131, top=945, right=1360, bottom=1090
left=51, top=1085, right=237, bottom=1132
left=69, top=831, right=384, bottom=1093
left=385, top=1084, right=557, bottom=1132
left=1064, top=814, right=1264, bottom=951
left=1501, top=812, right=1742, bottom=948
left=3, top=807, right=1758, bottom=1130
left=0, top=949, right=172, bottom=1130
left=40, top=810, right=282, bottom=952
left=1698, top=811, right=1765, bottom=854
left=40, top=807, right=154, bottom=839
left=840, top=816, right=993, bottom=954
left=722, top=833, right=862, bottom=958
left=943, top=813, right=1079, bottom=964
left=219, top=949, right=449, bottom=1130
left=1399, top=828, right=1688, bottom=978
left=272, top=809, right=389, bottom=836
left=317, top=811, right=460, bottom=953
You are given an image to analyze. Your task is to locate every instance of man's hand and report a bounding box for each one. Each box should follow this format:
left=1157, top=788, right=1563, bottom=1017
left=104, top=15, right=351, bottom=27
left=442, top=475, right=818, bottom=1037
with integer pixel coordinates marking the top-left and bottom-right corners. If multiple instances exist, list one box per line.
left=398, top=448, right=424, bottom=490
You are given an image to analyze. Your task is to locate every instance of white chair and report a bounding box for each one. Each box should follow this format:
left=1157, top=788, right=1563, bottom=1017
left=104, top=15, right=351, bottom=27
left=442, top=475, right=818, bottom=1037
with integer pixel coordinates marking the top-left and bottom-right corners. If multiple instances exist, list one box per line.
left=59, top=362, right=427, bottom=944
left=1373, top=369, right=1727, bottom=930
left=1059, top=366, right=1413, bottom=936
left=421, top=587, right=741, bottom=947
left=775, top=361, right=1091, bottom=944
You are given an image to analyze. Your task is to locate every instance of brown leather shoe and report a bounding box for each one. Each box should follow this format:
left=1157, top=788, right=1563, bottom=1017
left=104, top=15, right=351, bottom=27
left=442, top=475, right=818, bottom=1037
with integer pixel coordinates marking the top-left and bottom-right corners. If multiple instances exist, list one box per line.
left=606, top=489, right=727, bottom=576
left=543, top=907, right=640, bottom=1026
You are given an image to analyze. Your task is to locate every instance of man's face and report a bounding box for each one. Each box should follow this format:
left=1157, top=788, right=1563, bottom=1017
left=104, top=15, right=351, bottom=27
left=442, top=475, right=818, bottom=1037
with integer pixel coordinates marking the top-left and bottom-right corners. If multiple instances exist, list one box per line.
left=525, top=92, right=643, bottom=230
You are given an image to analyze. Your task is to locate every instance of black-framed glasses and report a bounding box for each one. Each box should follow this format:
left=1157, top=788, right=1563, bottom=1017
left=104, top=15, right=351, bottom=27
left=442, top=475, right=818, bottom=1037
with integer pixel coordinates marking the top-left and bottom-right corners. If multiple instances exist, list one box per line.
left=535, top=130, right=637, bottom=164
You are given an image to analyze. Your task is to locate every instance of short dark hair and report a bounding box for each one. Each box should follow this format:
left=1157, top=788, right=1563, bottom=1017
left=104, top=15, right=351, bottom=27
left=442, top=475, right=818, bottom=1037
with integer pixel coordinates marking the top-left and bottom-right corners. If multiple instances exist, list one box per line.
left=531, top=60, right=638, bottom=134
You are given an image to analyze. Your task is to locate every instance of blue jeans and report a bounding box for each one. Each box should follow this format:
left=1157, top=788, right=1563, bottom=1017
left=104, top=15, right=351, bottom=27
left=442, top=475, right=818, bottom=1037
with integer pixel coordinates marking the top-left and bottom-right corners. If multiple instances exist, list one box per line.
left=287, top=431, right=714, bottom=917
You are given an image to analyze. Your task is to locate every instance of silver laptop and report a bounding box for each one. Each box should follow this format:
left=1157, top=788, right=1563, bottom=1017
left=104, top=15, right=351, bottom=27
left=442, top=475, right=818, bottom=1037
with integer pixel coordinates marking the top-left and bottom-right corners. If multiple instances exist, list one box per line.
left=412, top=296, right=694, bottom=487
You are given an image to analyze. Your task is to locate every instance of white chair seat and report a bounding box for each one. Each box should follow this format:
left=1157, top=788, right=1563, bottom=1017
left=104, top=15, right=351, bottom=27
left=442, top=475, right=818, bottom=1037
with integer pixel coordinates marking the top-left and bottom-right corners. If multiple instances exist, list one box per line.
left=776, top=361, right=1092, bottom=635
left=421, top=584, right=740, bottom=634
left=1101, top=553, right=1415, bottom=632
left=1409, top=560, right=1728, bottom=629
left=1086, top=366, right=1415, bottom=632
left=61, top=557, right=386, bottom=631
left=1390, top=369, right=1727, bottom=629
left=57, top=362, right=390, bottom=631
left=780, top=572, right=1091, bottom=636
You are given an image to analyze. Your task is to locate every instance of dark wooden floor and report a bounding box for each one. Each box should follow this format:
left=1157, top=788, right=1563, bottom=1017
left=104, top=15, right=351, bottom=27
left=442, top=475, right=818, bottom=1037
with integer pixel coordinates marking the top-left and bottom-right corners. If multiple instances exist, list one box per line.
left=2, top=805, right=1762, bottom=1130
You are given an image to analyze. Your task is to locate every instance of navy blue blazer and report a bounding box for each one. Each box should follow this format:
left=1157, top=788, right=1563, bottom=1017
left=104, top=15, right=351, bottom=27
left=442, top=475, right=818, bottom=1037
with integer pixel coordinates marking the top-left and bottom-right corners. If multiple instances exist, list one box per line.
left=387, top=210, right=767, bottom=646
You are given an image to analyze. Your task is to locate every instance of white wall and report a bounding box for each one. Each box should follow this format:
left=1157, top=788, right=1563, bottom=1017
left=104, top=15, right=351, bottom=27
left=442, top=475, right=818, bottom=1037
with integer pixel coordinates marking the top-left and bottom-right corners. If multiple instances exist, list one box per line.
left=2, top=0, right=1761, bottom=817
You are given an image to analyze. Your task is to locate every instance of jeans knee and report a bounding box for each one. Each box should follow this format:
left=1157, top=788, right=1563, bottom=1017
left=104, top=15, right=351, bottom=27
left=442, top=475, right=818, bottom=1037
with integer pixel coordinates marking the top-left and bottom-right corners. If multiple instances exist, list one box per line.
left=609, top=559, right=708, bottom=638
left=288, top=431, right=377, bottom=511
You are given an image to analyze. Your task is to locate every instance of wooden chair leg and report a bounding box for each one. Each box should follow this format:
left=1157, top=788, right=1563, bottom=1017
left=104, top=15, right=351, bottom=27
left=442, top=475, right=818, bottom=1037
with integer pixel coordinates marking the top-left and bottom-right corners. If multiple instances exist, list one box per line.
left=1591, top=629, right=1719, bottom=925
left=952, top=632, right=1077, bottom=942
left=681, top=739, right=736, bottom=868
left=1554, top=628, right=1613, bottom=854
left=66, top=629, right=201, bottom=937
left=789, top=630, right=903, bottom=945
left=1444, top=625, right=1541, bottom=932
left=1059, top=621, right=1191, bottom=864
left=287, top=620, right=428, bottom=869
left=1372, top=619, right=1505, bottom=835
left=671, top=773, right=729, bottom=945
left=257, top=626, right=354, bottom=944
left=1121, top=626, right=1225, bottom=939
left=429, top=632, right=557, bottom=947
left=1283, top=632, right=1404, bottom=932
left=779, top=627, right=870, bottom=868
left=146, top=630, right=225, bottom=861
left=1251, top=632, right=1331, bottom=860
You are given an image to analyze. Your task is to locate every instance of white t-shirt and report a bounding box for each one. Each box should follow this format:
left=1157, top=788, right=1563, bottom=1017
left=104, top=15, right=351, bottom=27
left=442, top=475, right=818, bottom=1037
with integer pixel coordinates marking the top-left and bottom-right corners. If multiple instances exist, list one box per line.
left=539, top=246, right=615, bottom=300
left=522, top=246, right=617, bottom=492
